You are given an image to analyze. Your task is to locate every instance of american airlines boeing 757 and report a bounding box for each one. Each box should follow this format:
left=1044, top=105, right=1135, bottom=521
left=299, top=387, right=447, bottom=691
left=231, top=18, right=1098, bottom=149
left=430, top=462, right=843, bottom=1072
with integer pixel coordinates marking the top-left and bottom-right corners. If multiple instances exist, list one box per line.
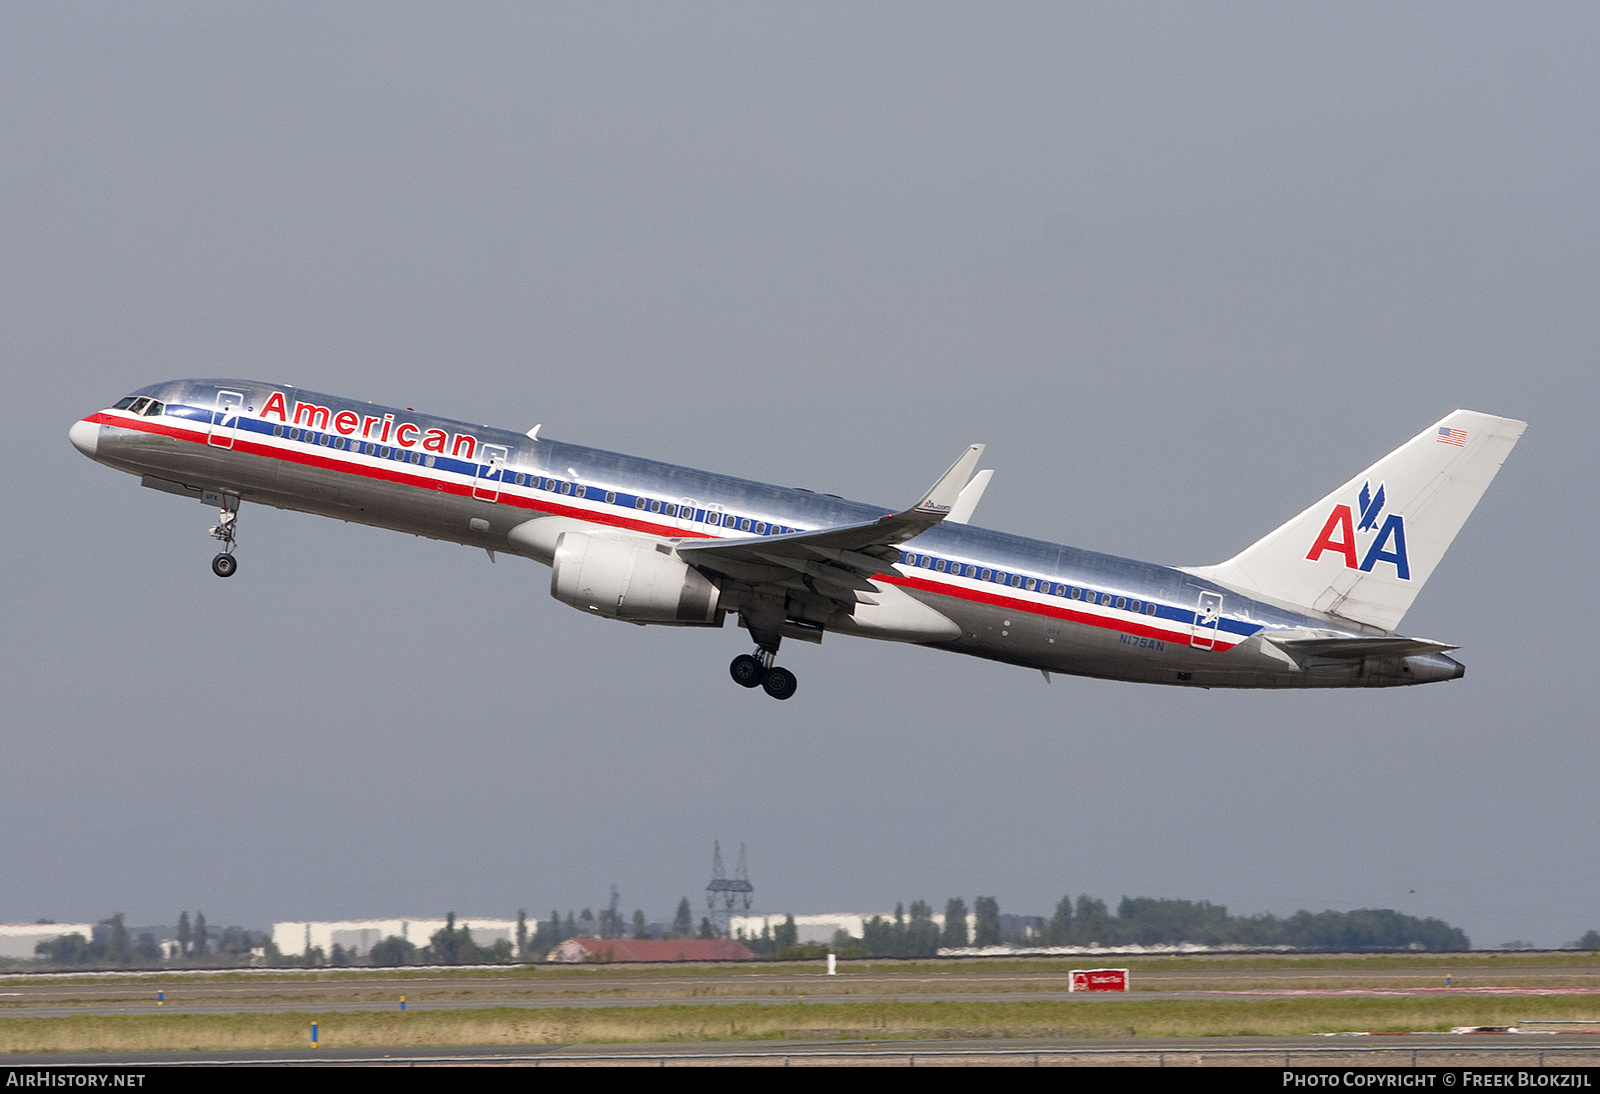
left=69, top=382, right=1524, bottom=700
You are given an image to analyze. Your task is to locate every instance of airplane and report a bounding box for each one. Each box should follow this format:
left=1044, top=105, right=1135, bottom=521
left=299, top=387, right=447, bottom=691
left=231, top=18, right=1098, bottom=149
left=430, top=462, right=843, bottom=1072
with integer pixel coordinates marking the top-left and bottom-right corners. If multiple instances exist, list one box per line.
left=69, top=381, right=1525, bottom=700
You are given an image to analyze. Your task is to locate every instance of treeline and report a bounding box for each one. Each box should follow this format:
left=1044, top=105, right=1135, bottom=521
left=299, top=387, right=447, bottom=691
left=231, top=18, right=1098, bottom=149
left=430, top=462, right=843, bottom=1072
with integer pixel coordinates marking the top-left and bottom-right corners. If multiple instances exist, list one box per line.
left=32, top=911, right=274, bottom=967
left=363, top=900, right=719, bottom=966
left=357, top=913, right=515, bottom=967
left=835, top=895, right=1471, bottom=956
left=517, top=898, right=718, bottom=956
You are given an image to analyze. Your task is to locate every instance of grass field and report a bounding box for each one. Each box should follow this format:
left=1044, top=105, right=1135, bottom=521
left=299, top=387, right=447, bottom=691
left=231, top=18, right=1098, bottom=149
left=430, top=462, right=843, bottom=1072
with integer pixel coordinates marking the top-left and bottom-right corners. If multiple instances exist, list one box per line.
left=3, top=953, right=1597, bottom=1053
left=4, top=997, right=1600, bottom=1053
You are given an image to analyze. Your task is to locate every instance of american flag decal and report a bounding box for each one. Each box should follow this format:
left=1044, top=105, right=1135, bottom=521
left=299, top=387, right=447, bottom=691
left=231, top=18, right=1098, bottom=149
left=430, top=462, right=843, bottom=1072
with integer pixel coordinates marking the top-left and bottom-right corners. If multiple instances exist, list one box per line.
left=1437, top=426, right=1467, bottom=446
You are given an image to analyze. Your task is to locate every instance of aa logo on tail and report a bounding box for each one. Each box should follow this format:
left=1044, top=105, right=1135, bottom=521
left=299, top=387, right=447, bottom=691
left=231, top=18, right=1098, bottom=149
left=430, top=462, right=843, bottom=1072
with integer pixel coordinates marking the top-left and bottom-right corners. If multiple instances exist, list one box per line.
left=1305, top=481, right=1410, bottom=579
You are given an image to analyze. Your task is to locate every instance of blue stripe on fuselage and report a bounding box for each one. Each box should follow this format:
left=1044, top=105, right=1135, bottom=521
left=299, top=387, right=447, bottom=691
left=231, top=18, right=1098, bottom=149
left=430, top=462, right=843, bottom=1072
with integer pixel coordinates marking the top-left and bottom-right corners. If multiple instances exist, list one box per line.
left=154, top=382, right=1322, bottom=646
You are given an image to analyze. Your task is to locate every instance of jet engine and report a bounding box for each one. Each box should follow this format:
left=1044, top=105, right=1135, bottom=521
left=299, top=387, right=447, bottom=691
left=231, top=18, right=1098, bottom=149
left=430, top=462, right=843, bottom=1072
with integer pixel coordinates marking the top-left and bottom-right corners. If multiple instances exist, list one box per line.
left=550, top=531, right=722, bottom=626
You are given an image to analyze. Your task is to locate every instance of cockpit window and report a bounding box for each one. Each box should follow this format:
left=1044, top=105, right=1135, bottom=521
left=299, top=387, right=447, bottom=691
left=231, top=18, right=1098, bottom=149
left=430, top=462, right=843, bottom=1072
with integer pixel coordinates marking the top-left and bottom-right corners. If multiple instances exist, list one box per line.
left=113, top=396, right=137, bottom=410
left=142, top=400, right=164, bottom=417
left=127, top=397, right=151, bottom=414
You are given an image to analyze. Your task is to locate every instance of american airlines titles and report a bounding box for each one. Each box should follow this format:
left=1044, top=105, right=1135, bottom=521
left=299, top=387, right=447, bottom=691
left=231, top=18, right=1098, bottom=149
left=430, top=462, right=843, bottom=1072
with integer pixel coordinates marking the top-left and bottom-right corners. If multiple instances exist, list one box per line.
left=259, top=392, right=479, bottom=461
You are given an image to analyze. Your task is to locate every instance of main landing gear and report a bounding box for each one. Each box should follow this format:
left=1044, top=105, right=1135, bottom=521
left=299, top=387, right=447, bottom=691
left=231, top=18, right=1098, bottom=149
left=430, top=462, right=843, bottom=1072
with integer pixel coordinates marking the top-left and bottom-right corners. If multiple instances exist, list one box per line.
left=729, top=648, right=798, bottom=701
left=209, top=495, right=240, bottom=578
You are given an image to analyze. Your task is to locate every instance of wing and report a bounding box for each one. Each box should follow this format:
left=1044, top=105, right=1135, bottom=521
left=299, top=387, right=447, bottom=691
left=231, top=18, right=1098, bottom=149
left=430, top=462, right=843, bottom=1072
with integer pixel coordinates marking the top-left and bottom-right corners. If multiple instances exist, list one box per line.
left=676, top=444, right=984, bottom=609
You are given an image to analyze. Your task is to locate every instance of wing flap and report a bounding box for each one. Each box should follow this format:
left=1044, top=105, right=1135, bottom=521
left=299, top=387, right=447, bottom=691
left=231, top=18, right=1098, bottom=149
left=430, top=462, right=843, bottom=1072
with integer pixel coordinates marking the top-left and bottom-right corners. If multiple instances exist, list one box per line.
left=1266, top=635, right=1459, bottom=660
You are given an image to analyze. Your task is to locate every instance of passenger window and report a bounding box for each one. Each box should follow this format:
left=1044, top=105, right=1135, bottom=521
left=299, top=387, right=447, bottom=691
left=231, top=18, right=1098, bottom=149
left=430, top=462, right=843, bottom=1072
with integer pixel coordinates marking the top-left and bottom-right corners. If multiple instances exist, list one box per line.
left=1145, top=603, right=1157, bottom=615
left=981, top=569, right=992, bottom=581
left=411, top=451, right=421, bottom=463
left=1116, top=597, right=1126, bottom=610
left=425, top=455, right=435, bottom=467
left=273, top=425, right=283, bottom=438
left=635, top=497, right=647, bottom=509
left=564, top=483, right=575, bottom=495
left=1129, top=600, right=1140, bottom=613
left=739, top=518, right=751, bottom=531
left=936, top=560, right=947, bottom=572
left=649, top=498, right=660, bottom=511
left=1024, top=578, right=1036, bottom=591
left=574, top=485, right=585, bottom=498
left=606, top=491, right=616, bottom=504
left=1009, top=575, right=1022, bottom=587
left=756, top=522, right=767, bottom=534
left=1055, top=584, right=1067, bottom=596
left=1101, top=593, right=1112, bottom=605
left=113, top=396, right=136, bottom=410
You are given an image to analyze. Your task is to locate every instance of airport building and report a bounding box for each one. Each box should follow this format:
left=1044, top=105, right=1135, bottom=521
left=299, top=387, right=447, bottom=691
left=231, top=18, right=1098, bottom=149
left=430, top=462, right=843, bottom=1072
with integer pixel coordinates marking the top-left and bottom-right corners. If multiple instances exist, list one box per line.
left=547, top=938, right=755, bottom=963
left=729, top=912, right=978, bottom=944
left=272, top=918, right=517, bottom=958
left=0, top=924, right=96, bottom=959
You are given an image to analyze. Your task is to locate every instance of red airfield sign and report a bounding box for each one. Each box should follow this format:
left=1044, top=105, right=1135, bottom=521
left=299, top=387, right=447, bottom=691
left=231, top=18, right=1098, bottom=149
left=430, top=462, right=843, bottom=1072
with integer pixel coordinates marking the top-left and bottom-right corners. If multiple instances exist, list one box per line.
left=1068, top=967, right=1129, bottom=992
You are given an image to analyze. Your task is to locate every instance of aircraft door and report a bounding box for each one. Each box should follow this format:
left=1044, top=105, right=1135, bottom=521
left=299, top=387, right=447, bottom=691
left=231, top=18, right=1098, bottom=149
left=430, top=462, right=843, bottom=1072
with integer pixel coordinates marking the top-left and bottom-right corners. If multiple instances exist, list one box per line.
left=674, top=497, right=699, bottom=533
left=1191, top=591, right=1223, bottom=650
left=473, top=444, right=510, bottom=502
left=207, top=390, right=245, bottom=449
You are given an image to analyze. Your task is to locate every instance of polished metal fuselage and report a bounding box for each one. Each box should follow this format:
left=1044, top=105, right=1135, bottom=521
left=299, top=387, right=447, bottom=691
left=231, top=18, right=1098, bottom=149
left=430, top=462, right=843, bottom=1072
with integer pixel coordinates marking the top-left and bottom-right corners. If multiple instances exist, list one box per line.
left=79, top=379, right=1466, bottom=688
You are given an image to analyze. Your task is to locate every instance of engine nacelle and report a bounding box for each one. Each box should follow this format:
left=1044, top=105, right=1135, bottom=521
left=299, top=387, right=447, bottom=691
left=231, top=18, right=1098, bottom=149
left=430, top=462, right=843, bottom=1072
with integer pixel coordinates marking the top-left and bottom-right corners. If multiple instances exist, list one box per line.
left=550, top=531, right=722, bottom=626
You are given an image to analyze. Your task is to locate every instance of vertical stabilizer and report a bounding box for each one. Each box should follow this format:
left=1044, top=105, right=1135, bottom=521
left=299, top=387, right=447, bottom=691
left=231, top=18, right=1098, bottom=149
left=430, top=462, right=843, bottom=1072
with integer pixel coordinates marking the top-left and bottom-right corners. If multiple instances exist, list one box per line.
left=1183, top=410, right=1526, bottom=631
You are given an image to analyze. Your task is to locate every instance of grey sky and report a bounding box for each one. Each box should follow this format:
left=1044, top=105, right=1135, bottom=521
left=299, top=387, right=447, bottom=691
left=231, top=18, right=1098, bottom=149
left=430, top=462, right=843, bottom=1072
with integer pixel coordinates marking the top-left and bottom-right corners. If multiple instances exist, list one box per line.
left=3, top=4, right=1595, bottom=947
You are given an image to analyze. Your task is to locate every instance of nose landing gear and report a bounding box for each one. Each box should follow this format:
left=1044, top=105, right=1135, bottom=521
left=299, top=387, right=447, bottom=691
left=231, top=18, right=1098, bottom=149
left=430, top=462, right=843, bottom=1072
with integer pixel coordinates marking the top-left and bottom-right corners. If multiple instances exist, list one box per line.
left=208, top=495, right=240, bottom=577
left=728, top=647, right=798, bottom=700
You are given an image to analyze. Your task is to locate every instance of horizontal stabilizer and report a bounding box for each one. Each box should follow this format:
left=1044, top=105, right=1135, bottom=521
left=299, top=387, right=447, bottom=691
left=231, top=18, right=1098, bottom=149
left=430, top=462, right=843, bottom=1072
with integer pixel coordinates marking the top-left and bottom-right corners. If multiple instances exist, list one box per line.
left=1267, top=635, right=1459, bottom=661
left=1184, top=410, right=1526, bottom=631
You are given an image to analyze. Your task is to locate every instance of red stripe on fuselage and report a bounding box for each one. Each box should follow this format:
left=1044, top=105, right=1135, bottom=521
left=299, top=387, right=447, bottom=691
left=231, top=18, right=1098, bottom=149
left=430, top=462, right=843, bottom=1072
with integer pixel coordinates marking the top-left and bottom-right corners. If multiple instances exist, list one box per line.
left=91, top=409, right=1235, bottom=650
left=880, top=571, right=1234, bottom=651
left=88, top=410, right=714, bottom=542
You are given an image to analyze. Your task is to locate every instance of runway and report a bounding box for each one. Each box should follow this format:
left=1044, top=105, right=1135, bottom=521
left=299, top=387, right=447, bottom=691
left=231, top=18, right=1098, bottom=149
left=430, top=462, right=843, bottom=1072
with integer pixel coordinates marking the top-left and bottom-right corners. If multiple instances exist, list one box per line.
left=3, top=958, right=1599, bottom=1018
left=6, top=1036, right=1600, bottom=1068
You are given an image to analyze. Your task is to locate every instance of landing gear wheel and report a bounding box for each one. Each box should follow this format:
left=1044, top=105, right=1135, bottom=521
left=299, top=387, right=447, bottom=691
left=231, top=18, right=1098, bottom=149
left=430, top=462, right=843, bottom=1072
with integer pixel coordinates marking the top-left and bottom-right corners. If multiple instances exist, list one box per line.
left=729, top=654, right=765, bottom=688
left=207, top=497, right=241, bottom=577
left=761, top=666, right=798, bottom=701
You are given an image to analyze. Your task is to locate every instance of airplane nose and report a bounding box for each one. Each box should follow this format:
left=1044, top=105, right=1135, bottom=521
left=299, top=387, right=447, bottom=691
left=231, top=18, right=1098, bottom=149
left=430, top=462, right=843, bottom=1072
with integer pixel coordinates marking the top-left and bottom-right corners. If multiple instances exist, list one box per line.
left=69, top=418, right=99, bottom=459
